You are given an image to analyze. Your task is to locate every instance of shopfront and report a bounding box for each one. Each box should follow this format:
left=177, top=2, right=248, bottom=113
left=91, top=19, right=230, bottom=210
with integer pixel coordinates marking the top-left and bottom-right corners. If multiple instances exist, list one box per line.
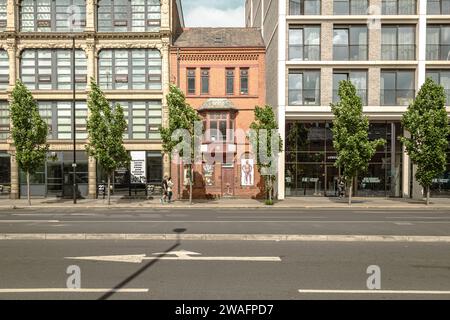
left=0, top=151, right=11, bottom=198
left=285, top=121, right=403, bottom=197
left=19, top=151, right=89, bottom=198
left=430, top=135, right=450, bottom=197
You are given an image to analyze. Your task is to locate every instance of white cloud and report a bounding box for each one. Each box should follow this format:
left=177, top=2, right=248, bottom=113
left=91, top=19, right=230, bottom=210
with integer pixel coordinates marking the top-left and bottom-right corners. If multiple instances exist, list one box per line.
left=184, top=6, right=245, bottom=27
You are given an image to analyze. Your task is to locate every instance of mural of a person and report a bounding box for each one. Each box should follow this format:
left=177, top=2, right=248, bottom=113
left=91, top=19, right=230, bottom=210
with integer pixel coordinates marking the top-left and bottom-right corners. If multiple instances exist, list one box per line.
left=241, top=159, right=254, bottom=186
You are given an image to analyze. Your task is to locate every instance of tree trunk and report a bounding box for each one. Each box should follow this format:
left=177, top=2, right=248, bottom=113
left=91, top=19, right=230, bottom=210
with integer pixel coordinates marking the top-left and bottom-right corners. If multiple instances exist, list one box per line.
left=348, top=180, right=353, bottom=205
left=189, top=164, right=193, bottom=205
left=426, top=187, right=430, bottom=205
left=107, top=174, right=111, bottom=206
left=27, top=171, right=31, bottom=206
left=268, top=178, right=272, bottom=202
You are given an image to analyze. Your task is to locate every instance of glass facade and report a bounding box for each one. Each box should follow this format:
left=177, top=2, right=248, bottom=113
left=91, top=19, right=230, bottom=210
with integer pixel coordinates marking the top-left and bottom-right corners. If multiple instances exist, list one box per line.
left=381, top=70, right=415, bottom=105
left=288, top=70, right=321, bottom=106
left=381, top=25, right=416, bottom=60
left=427, top=0, right=450, bottom=14
left=334, top=0, right=368, bottom=15
left=21, top=49, right=87, bottom=90
left=0, top=50, right=8, bottom=90
left=97, top=0, right=161, bottom=32
left=430, top=136, right=450, bottom=197
left=285, top=121, right=403, bottom=197
left=382, top=0, right=416, bottom=14
left=288, top=26, right=320, bottom=61
left=333, top=26, right=368, bottom=61
left=19, top=151, right=89, bottom=198
left=0, top=151, right=10, bottom=198
left=426, top=69, right=450, bottom=104
left=333, top=70, right=368, bottom=105
left=98, top=49, right=162, bottom=90
left=426, top=25, right=450, bottom=61
left=289, top=0, right=321, bottom=15
left=20, top=0, right=86, bottom=32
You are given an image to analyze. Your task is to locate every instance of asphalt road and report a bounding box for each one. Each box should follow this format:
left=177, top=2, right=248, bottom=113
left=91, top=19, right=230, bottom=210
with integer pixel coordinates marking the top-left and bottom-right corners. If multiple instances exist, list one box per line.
left=0, top=207, right=449, bottom=300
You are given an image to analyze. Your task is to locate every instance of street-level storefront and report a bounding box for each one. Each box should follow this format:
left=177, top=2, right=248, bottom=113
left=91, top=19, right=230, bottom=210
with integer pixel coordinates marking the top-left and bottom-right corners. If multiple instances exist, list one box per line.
left=19, top=151, right=89, bottom=198
left=430, top=135, right=450, bottom=197
left=0, top=151, right=11, bottom=198
left=96, top=151, right=163, bottom=198
left=285, top=121, right=403, bottom=197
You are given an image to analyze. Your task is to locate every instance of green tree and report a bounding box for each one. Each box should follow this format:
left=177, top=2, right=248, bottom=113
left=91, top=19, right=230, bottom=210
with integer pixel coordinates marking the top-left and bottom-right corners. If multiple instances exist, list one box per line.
left=249, top=105, right=283, bottom=204
left=86, top=78, right=130, bottom=205
left=400, top=77, right=450, bottom=205
left=331, top=80, right=385, bottom=205
left=160, top=85, right=201, bottom=204
left=10, top=80, right=49, bottom=206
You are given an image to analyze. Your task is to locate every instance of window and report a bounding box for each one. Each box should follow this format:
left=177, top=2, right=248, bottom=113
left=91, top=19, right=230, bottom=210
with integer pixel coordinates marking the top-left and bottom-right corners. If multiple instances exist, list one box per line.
left=288, top=70, right=320, bottom=106
left=333, top=26, right=368, bottom=60
left=201, top=68, right=209, bottom=94
left=226, top=68, right=234, bottom=95
left=0, top=50, right=8, bottom=90
left=207, top=112, right=233, bottom=142
left=381, top=25, right=416, bottom=60
left=98, top=49, right=161, bottom=90
left=333, top=70, right=368, bottom=105
left=381, top=70, right=415, bottom=105
left=21, top=49, right=87, bottom=90
left=289, top=26, right=320, bottom=60
left=37, top=101, right=87, bottom=139
left=427, top=0, right=450, bottom=14
left=382, top=0, right=416, bottom=14
left=426, top=70, right=450, bottom=104
left=0, top=101, right=9, bottom=140
left=240, top=68, right=249, bottom=95
left=0, top=0, right=6, bottom=31
left=114, top=101, right=162, bottom=140
left=187, top=68, right=196, bottom=94
left=427, top=25, right=450, bottom=60
left=289, top=0, right=321, bottom=15
left=20, top=0, right=86, bottom=32
left=98, top=0, right=161, bottom=32
left=334, top=0, right=368, bottom=14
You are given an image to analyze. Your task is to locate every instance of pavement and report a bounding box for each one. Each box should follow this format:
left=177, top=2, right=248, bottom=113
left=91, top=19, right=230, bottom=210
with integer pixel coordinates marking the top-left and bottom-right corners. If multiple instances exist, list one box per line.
left=2, top=195, right=450, bottom=209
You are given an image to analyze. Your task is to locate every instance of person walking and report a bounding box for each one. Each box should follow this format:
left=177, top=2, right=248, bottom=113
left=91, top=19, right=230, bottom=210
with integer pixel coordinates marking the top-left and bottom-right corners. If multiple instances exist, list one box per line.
left=338, top=177, right=345, bottom=199
left=160, top=176, right=168, bottom=204
left=167, top=177, right=174, bottom=203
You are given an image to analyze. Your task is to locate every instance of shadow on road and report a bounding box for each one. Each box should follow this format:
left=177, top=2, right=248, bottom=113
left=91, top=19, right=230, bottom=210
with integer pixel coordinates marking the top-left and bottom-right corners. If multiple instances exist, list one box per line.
left=98, top=228, right=187, bottom=300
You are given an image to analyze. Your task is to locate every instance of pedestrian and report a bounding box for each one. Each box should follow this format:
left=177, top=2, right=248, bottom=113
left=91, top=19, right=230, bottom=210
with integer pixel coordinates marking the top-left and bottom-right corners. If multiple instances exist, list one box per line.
left=338, top=177, right=345, bottom=199
left=167, top=177, right=174, bottom=203
left=160, top=176, right=168, bottom=204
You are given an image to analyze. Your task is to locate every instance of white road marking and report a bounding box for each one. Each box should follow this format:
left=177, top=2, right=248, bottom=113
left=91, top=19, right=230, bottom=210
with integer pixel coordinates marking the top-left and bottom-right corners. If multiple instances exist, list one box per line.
left=14, top=220, right=450, bottom=224
left=67, top=250, right=282, bottom=263
left=0, top=288, right=148, bottom=293
left=298, top=289, right=450, bottom=295
left=394, top=222, right=413, bottom=226
left=0, top=220, right=59, bottom=223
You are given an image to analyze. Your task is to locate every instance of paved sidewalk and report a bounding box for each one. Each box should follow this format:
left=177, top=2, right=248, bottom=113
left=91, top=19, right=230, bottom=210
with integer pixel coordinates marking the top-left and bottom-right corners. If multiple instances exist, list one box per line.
left=0, top=196, right=449, bottom=209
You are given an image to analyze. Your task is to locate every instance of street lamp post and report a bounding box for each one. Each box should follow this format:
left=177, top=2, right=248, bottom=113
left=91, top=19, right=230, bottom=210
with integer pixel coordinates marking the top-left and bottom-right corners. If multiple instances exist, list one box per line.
left=72, top=35, right=77, bottom=204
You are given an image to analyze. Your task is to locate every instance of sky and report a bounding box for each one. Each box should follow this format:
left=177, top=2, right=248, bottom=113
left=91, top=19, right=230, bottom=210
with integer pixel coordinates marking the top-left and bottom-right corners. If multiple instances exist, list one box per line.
left=181, top=0, right=245, bottom=27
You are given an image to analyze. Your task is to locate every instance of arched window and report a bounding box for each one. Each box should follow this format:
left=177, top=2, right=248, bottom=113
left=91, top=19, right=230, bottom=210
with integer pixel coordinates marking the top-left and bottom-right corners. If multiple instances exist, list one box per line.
left=97, top=0, right=161, bottom=32
left=20, top=0, right=86, bottom=32
left=98, top=49, right=162, bottom=90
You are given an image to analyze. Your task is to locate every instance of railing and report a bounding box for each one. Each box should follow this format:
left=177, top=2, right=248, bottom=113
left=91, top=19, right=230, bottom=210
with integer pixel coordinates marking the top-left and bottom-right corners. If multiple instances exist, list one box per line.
left=426, top=44, right=450, bottom=60
left=381, top=89, right=415, bottom=105
left=289, top=45, right=321, bottom=61
left=381, top=44, right=416, bottom=60
left=333, top=44, right=368, bottom=60
left=288, top=89, right=321, bottom=106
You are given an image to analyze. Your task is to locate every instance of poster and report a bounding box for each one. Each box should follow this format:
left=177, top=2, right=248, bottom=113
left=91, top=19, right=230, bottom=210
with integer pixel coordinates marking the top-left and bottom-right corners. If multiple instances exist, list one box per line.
left=130, top=151, right=146, bottom=184
left=203, top=164, right=214, bottom=186
left=241, top=158, right=254, bottom=186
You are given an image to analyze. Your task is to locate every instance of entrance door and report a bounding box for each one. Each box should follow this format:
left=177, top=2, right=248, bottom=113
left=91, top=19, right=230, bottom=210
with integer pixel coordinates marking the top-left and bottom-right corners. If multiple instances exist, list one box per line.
left=221, top=167, right=234, bottom=197
left=47, top=161, right=63, bottom=197
left=325, top=165, right=339, bottom=197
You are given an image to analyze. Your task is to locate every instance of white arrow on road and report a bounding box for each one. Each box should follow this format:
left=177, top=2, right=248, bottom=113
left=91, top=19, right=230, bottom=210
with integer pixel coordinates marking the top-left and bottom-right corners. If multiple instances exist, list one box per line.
left=66, top=250, right=281, bottom=263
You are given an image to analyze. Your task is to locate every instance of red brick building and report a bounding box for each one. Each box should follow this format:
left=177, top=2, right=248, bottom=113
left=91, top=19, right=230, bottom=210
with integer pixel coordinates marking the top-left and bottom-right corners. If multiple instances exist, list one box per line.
left=169, top=28, right=266, bottom=199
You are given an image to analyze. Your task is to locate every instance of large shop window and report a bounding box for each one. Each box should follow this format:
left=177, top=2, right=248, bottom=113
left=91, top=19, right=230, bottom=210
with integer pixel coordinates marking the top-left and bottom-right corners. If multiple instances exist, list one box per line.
left=426, top=70, right=450, bottom=104
left=98, top=0, right=161, bottom=32
left=20, top=0, right=86, bottom=32
left=427, top=25, right=450, bottom=61
left=381, top=70, right=415, bottom=105
left=112, top=101, right=162, bottom=140
left=288, top=70, right=320, bottom=106
left=289, top=0, right=321, bottom=15
left=37, top=101, right=87, bottom=140
left=381, top=25, right=416, bottom=60
left=333, top=26, right=368, bottom=61
left=0, top=0, right=6, bottom=31
left=382, top=0, right=416, bottom=14
left=333, top=70, right=368, bottom=105
left=0, top=50, right=8, bottom=90
left=0, top=101, right=9, bottom=140
left=289, top=26, right=320, bottom=61
left=21, top=49, right=87, bottom=90
left=430, top=135, right=450, bottom=197
left=98, top=49, right=162, bottom=90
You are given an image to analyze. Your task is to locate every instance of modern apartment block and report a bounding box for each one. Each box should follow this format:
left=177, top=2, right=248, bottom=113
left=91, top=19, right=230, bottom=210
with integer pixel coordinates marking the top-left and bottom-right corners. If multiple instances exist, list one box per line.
left=246, top=0, right=450, bottom=199
left=0, top=0, right=184, bottom=199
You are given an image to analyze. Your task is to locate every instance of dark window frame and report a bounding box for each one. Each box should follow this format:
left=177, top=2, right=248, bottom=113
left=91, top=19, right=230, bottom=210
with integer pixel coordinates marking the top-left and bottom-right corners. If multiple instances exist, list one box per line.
left=240, top=68, right=249, bottom=95
left=288, top=69, right=321, bottom=106
left=187, top=68, right=196, bottom=95
left=380, top=69, right=415, bottom=106
left=333, top=25, right=368, bottom=61
left=201, top=68, right=210, bottom=95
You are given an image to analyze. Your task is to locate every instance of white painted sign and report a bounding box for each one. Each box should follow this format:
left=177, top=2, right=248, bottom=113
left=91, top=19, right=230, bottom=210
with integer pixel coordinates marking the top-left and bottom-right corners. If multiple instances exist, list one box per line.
left=66, top=250, right=282, bottom=264
left=130, top=151, right=146, bottom=184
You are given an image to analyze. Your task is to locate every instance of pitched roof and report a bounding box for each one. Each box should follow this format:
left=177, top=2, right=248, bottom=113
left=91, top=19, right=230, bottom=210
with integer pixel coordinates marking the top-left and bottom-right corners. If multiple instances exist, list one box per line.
left=173, top=28, right=265, bottom=48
